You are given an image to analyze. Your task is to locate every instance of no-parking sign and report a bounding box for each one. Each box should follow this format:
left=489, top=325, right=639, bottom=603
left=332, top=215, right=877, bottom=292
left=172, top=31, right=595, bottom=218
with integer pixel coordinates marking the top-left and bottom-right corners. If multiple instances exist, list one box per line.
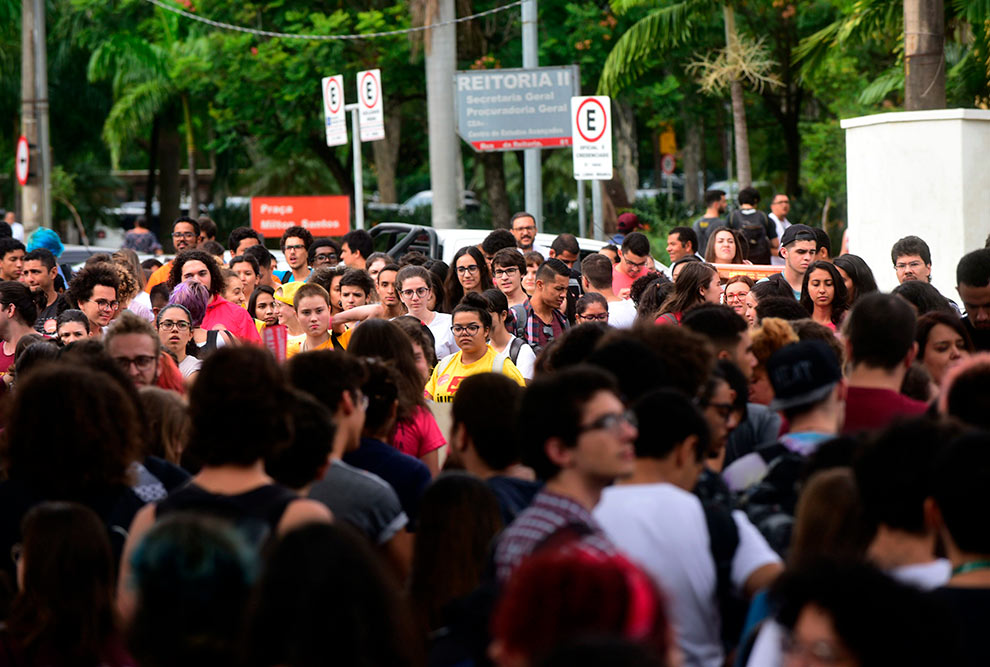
left=322, top=75, right=347, bottom=147
left=570, top=96, right=612, bottom=180
left=357, top=69, right=385, bottom=142
left=15, top=136, right=29, bottom=186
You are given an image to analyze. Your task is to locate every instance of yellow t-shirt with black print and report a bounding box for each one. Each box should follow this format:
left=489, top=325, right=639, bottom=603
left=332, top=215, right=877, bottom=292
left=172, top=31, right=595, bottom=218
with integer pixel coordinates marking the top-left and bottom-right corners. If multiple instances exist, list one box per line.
left=424, top=346, right=525, bottom=403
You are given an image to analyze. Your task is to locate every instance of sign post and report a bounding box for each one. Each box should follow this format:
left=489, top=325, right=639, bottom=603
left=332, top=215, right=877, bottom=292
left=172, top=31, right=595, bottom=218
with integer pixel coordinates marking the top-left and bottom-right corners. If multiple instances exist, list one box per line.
left=15, top=136, right=29, bottom=187
left=571, top=95, right=612, bottom=241
left=321, top=75, right=347, bottom=147
left=357, top=69, right=385, bottom=142
left=347, top=103, right=364, bottom=230
left=661, top=153, right=675, bottom=203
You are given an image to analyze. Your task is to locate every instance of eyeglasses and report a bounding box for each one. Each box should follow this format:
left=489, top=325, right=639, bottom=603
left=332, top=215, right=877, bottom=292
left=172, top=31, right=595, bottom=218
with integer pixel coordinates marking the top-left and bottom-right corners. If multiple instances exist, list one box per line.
left=159, top=319, right=191, bottom=331
left=624, top=257, right=648, bottom=270
left=114, top=355, right=157, bottom=372
left=725, top=291, right=750, bottom=302
left=89, top=298, right=119, bottom=312
left=513, top=225, right=536, bottom=233
left=578, top=410, right=638, bottom=434
left=401, top=287, right=430, bottom=299
left=493, top=267, right=520, bottom=278
left=456, top=264, right=480, bottom=275
left=315, top=253, right=336, bottom=263
left=451, top=323, right=482, bottom=335
left=172, top=231, right=196, bottom=239
left=577, top=313, right=609, bottom=322
left=284, top=244, right=306, bottom=252
left=895, top=261, right=925, bottom=271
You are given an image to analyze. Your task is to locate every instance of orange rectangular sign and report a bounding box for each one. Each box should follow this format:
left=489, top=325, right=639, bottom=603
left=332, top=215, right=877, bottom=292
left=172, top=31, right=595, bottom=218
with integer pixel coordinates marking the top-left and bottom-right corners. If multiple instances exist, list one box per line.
left=250, top=196, right=350, bottom=238
left=713, top=263, right=784, bottom=281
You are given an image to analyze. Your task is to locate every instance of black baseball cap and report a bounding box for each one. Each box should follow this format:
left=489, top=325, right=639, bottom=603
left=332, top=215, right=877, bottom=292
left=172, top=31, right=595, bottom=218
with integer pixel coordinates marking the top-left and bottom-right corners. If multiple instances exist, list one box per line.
left=767, top=340, right=842, bottom=411
left=780, top=224, right=817, bottom=247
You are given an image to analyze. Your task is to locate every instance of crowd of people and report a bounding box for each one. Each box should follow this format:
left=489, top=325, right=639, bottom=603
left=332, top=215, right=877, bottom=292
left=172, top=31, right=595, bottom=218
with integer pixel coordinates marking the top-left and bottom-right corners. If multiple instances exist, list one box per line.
left=0, top=197, right=988, bottom=667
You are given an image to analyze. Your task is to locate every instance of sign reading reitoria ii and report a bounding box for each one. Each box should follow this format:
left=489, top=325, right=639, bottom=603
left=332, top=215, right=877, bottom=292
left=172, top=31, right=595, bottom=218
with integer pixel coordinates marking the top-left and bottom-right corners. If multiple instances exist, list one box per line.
left=454, top=65, right=580, bottom=152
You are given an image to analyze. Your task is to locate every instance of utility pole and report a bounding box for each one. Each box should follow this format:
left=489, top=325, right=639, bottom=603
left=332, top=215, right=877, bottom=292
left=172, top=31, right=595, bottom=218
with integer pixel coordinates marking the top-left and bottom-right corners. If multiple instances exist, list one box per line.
left=425, top=0, right=458, bottom=229
left=904, top=0, right=945, bottom=110
left=20, top=0, right=52, bottom=235
left=347, top=103, right=364, bottom=230
left=521, top=0, right=543, bottom=231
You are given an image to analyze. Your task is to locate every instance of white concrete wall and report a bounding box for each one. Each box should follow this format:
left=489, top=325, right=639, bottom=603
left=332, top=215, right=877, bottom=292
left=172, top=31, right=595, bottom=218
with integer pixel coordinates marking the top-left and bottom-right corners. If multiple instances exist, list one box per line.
left=841, top=109, right=990, bottom=294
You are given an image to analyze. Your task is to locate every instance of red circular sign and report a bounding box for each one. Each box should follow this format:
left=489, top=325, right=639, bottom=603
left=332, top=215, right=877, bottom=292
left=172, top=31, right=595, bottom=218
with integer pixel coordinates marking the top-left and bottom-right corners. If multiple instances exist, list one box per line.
left=360, top=72, right=379, bottom=109
left=15, top=136, right=29, bottom=187
left=576, top=98, right=607, bottom=143
left=325, top=78, right=342, bottom=114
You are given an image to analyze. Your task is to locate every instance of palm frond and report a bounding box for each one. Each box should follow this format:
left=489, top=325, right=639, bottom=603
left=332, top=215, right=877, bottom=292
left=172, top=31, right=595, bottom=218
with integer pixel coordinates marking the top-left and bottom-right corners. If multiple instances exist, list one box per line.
left=857, top=66, right=903, bottom=104
left=795, top=0, right=902, bottom=75
left=102, top=78, right=175, bottom=167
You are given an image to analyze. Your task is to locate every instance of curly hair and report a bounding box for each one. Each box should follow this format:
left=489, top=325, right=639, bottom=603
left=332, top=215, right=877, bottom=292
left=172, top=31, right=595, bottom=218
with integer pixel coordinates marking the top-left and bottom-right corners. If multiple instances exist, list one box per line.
left=167, top=250, right=225, bottom=297
left=751, top=317, right=799, bottom=370
left=66, top=263, right=120, bottom=309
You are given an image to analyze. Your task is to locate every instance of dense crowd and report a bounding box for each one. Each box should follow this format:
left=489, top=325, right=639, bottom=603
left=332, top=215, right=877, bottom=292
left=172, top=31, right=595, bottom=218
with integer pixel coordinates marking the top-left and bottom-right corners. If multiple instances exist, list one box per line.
left=0, top=191, right=989, bottom=667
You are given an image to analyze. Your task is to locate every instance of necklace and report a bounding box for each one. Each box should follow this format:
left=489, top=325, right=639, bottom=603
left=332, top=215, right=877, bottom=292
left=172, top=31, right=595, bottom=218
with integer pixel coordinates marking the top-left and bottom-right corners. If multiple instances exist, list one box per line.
left=951, top=560, right=990, bottom=577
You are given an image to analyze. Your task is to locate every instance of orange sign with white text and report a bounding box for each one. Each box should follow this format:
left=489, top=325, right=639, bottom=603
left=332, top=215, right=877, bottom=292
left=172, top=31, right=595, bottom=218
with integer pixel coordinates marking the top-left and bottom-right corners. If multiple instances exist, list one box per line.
left=250, top=196, right=350, bottom=238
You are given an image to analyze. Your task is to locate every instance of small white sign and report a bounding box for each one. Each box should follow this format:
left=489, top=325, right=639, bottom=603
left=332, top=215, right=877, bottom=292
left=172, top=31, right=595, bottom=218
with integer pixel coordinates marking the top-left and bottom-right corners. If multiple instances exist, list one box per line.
left=357, top=69, right=385, bottom=142
left=661, top=153, right=676, bottom=175
left=322, top=75, right=347, bottom=147
left=571, top=96, right=612, bottom=180
left=16, top=136, right=29, bottom=186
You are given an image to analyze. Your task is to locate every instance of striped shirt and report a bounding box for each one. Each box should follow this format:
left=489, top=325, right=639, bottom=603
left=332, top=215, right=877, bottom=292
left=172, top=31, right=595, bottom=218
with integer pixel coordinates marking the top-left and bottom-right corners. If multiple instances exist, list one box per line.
left=494, top=489, right=614, bottom=585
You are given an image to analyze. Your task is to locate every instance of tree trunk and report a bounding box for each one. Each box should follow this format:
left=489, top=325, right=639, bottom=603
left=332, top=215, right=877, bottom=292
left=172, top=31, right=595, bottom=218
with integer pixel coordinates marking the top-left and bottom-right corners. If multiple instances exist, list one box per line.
left=723, top=5, right=752, bottom=189
left=904, top=0, right=945, bottom=110
left=181, top=94, right=199, bottom=219
left=480, top=151, right=510, bottom=228
left=158, top=124, right=181, bottom=242
left=612, top=101, right=639, bottom=202
left=372, top=104, right=402, bottom=204
left=145, top=116, right=159, bottom=238
left=683, top=117, right=702, bottom=206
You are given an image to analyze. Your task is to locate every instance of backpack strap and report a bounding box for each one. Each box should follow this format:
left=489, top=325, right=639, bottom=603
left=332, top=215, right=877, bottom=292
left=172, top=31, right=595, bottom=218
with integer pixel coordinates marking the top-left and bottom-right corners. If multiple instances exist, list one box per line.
left=510, top=304, right=527, bottom=339
left=701, top=500, right=742, bottom=650
left=508, top=336, right=525, bottom=364
left=756, top=442, right=789, bottom=466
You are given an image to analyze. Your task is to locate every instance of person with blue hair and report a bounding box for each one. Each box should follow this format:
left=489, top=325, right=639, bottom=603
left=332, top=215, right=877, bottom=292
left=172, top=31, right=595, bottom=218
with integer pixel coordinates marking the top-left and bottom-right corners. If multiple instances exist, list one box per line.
left=25, top=227, right=64, bottom=258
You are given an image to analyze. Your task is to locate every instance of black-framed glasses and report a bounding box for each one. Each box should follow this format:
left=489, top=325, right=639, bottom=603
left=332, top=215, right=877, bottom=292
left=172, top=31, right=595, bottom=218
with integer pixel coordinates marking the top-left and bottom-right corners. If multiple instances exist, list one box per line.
left=401, top=287, right=430, bottom=299
left=89, top=298, right=119, bottom=312
left=314, top=253, right=336, bottom=263
left=159, top=320, right=191, bottom=331
left=577, top=313, right=609, bottom=322
left=456, top=265, right=480, bottom=275
left=624, top=257, right=648, bottom=270
left=493, top=267, right=520, bottom=278
left=577, top=410, right=638, bottom=435
left=172, top=231, right=196, bottom=239
left=451, top=323, right=482, bottom=335
left=113, top=355, right=157, bottom=372
left=284, top=244, right=306, bottom=252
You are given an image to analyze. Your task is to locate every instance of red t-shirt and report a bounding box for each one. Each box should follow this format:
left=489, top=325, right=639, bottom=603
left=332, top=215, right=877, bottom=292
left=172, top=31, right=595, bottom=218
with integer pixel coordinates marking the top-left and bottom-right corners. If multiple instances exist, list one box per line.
left=392, top=405, right=446, bottom=458
left=612, top=265, right=638, bottom=295
left=203, top=296, right=262, bottom=344
left=841, top=386, right=928, bottom=434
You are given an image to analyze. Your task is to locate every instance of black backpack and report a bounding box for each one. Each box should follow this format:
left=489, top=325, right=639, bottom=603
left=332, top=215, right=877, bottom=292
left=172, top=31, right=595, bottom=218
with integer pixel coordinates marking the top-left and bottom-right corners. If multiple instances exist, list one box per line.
left=729, top=210, right=772, bottom=265
left=734, top=442, right=806, bottom=558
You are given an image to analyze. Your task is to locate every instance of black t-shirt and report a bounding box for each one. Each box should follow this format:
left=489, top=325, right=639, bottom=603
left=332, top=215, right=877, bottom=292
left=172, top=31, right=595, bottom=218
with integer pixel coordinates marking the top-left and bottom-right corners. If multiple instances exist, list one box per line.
left=931, top=585, right=990, bottom=667
left=33, top=294, right=68, bottom=335
left=962, top=316, right=990, bottom=352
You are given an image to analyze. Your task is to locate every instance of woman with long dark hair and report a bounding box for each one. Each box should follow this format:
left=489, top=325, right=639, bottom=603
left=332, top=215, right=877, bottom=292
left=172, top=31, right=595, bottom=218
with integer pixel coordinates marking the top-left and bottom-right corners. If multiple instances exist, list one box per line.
left=799, top=261, right=848, bottom=329
left=703, top=226, right=750, bottom=265
left=444, top=246, right=493, bottom=312
left=655, top=263, right=721, bottom=325
left=832, top=254, right=878, bottom=306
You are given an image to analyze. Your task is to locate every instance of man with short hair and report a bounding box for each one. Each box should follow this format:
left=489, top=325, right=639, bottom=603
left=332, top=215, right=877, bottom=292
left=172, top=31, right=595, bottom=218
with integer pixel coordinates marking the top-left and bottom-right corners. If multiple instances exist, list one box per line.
left=764, top=224, right=817, bottom=299
left=145, top=217, right=201, bottom=293
left=681, top=304, right=757, bottom=380
left=521, top=259, right=570, bottom=354
left=613, top=231, right=651, bottom=297
left=693, top=189, right=727, bottom=255
left=481, top=229, right=518, bottom=271
left=956, top=248, right=990, bottom=350
left=338, top=268, right=374, bottom=312
left=0, top=239, right=25, bottom=282
left=596, top=388, right=782, bottom=667
left=492, top=248, right=528, bottom=309
left=548, top=233, right=580, bottom=270
left=767, top=194, right=792, bottom=265
left=666, top=227, right=699, bottom=264
left=340, top=229, right=374, bottom=270
left=842, top=293, right=927, bottom=434
left=581, top=253, right=636, bottom=329
left=510, top=211, right=550, bottom=256
left=104, top=311, right=161, bottom=387
left=197, top=216, right=217, bottom=246
left=66, top=263, right=120, bottom=338
left=494, top=365, right=637, bottom=584
left=364, top=252, right=390, bottom=285
left=286, top=351, right=415, bottom=574
left=812, top=227, right=831, bottom=261
left=376, top=264, right=406, bottom=319
left=308, top=238, right=340, bottom=269
left=449, top=373, right=541, bottom=525
left=228, top=226, right=263, bottom=257
left=278, top=225, right=314, bottom=284
left=892, top=235, right=932, bottom=284
left=728, top=187, right=778, bottom=265
left=229, top=254, right=260, bottom=298
left=244, top=245, right=279, bottom=289
left=21, top=248, right=64, bottom=334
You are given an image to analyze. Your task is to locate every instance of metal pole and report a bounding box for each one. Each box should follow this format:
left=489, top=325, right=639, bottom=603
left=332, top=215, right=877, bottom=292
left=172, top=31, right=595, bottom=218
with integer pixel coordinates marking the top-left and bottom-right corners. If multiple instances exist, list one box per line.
left=522, top=0, right=543, bottom=231
left=577, top=178, right=586, bottom=239
left=425, top=0, right=458, bottom=229
left=591, top=179, right=603, bottom=241
left=20, top=0, right=39, bottom=232
left=348, top=104, right=364, bottom=230
left=32, top=0, right=51, bottom=231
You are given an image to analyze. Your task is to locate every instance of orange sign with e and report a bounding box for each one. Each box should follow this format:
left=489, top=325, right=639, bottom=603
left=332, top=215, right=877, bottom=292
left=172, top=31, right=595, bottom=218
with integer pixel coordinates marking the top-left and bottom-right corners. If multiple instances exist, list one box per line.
left=250, top=196, right=351, bottom=238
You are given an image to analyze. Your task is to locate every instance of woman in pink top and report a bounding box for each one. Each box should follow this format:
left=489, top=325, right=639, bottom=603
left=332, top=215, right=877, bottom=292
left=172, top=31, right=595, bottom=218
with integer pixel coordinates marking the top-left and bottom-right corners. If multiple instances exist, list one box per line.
left=167, top=250, right=261, bottom=344
left=348, top=319, right=445, bottom=476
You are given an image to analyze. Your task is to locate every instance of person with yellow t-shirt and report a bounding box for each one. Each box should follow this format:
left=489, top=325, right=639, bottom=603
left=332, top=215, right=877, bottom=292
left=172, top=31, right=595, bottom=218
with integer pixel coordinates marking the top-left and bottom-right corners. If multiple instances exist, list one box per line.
left=425, top=293, right=525, bottom=403
left=286, top=283, right=335, bottom=358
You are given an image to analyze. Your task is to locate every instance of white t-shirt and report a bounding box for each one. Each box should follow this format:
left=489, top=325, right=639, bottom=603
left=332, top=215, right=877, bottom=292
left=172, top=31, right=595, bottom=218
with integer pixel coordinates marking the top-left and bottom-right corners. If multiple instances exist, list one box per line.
left=491, top=336, right=536, bottom=380
left=425, top=312, right=458, bottom=359
left=595, top=483, right=781, bottom=667
left=178, top=355, right=202, bottom=378
left=769, top=213, right=790, bottom=266
left=608, top=298, right=637, bottom=329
